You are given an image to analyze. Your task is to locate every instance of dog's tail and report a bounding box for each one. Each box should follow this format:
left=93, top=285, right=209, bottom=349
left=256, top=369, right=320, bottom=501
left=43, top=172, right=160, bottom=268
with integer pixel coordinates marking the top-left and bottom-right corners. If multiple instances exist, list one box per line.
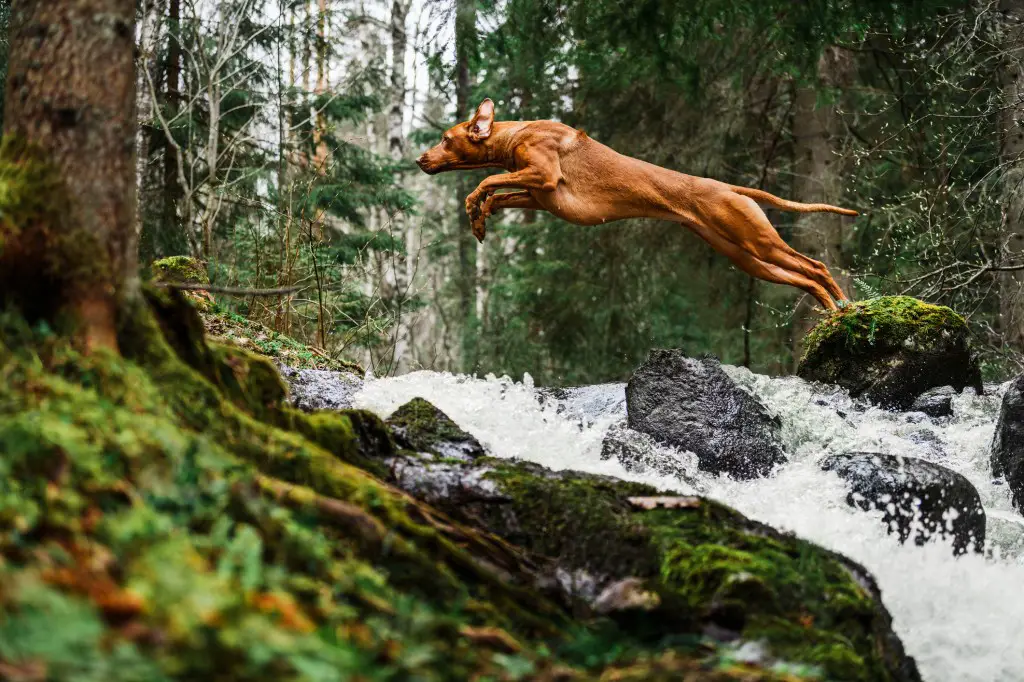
left=728, top=185, right=858, bottom=216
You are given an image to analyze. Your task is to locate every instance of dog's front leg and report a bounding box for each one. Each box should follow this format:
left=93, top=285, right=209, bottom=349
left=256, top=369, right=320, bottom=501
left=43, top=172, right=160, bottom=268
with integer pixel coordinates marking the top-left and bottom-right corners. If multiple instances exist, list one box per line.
left=465, top=161, right=561, bottom=241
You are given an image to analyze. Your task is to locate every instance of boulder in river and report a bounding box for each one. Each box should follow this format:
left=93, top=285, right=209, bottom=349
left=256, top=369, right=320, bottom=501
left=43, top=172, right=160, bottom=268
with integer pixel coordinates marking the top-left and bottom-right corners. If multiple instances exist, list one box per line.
left=821, top=452, right=986, bottom=555
left=625, top=349, right=787, bottom=480
left=991, top=374, right=1024, bottom=512
left=797, top=296, right=982, bottom=410
left=909, top=386, right=956, bottom=419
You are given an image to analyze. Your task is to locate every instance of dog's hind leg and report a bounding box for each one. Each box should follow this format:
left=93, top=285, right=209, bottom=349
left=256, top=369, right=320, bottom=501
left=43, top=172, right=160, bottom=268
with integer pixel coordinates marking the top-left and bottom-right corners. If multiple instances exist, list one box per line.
left=686, top=217, right=837, bottom=310
left=704, top=195, right=845, bottom=308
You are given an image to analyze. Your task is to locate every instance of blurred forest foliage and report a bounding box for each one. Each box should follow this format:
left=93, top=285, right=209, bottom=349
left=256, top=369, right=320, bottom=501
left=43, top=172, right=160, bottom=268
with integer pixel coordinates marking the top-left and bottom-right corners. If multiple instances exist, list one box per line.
left=2, top=0, right=1023, bottom=384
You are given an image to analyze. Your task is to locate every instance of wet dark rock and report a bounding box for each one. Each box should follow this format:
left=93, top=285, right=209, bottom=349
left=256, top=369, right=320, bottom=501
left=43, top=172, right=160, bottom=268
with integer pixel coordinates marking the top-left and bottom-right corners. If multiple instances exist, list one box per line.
left=600, top=420, right=698, bottom=485
left=821, top=452, right=986, bottom=555
left=625, top=349, right=787, bottom=480
left=991, top=374, right=1024, bottom=513
left=909, top=386, right=956, bottom=418
left=798, top=296, right=982, bottom=410
left=386, top=397, right=486, bottom=460
left=278, top=365, right=363, bottom=411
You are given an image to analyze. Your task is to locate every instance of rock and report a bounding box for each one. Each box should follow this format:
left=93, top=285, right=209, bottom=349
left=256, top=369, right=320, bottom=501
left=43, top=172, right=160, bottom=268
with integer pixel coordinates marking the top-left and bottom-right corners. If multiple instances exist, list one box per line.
left=798, top=296, right=982, bottom=410
left=600, top=420, right=699, bottom=486
left=909, top=386, right=956, bottom=418
left=991, top=374, right=1024, bottom=512
left=149, top=255, right=214, bottom=311
left=386, top=397, right=486, bottom=460
left=592, top=577, right=661, bottom=614
left=278, top=365, right=363, bottom=411
left=821, top=452, right=986, bottom=555
left=625, top=350, right=787, bottom=480
left=423, top=460, right=921, bottom=680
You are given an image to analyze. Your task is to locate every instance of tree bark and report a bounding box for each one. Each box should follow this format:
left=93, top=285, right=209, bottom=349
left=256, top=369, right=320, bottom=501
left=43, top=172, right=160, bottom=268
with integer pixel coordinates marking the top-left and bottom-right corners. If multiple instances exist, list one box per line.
left=999, top=0, right=1024, bottom=354
left=790, top=46, right=853, bottom=366
left=3, top=0, right=138, bottom=352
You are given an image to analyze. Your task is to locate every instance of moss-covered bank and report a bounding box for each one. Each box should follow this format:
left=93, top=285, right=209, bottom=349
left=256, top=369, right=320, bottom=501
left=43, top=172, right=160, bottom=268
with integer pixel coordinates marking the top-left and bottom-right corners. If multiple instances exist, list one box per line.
left=798, top=296, right=982, bottom=409
left=0, top=284, right=832, bottom=680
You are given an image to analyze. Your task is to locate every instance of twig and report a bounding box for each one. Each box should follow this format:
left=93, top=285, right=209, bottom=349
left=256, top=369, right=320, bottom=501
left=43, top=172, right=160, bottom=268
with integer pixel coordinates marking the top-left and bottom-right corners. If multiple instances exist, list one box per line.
left=154, top=282, right=305, bottom=296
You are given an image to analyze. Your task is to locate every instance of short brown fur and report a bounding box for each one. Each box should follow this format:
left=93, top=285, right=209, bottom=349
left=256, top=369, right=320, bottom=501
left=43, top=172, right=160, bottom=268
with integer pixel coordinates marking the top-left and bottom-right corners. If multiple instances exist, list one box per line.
left=417, top=99, right=856, bottom=310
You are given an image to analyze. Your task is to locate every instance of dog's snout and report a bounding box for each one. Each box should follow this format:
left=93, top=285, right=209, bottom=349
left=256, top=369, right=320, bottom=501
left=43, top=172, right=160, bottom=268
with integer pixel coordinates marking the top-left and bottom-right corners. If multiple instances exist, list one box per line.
left=416, top=154, right=438, bottom=174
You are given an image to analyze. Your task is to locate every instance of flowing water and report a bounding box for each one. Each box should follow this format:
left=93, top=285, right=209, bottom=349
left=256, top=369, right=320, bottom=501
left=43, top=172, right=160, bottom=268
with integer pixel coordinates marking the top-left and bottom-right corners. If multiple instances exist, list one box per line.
left=352, top=368, right=1024, bottom=682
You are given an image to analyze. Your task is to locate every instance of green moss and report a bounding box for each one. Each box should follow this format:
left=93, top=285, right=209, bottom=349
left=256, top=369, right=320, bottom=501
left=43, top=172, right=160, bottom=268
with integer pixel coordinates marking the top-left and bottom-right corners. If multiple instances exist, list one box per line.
left=0, top=297, right=579, bottom=679
left=801, top=296, right=966, bottom=363
left=150, top=256, right=209, bottom=286
left=797, top=296, right=981, bottom=408
left=209, top=342, right=290, bottom=422
left=387, top=397, right=481, bottom=455
left=0, top=138, right=109, bottom=312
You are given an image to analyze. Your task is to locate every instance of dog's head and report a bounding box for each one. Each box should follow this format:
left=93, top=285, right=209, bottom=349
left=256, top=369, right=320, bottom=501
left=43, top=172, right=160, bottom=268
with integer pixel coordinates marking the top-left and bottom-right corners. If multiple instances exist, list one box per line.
left=417, top=99, right=495, bottom=175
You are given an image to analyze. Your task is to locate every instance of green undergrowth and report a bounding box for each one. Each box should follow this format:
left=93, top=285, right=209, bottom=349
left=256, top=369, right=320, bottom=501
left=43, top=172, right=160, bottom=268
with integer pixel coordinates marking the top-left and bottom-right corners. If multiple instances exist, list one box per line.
left=202, top=307, right=362, bottom=374
left=801, top=296, right=966, bottom=363
left=0, top=290, right=807, bottom=681
left=149, top=256, right=361, bottom=374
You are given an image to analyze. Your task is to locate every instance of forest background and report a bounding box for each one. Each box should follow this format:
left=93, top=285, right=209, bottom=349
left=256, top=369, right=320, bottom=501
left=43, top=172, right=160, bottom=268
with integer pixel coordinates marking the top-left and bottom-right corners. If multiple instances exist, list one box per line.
left=3, top=0, right=1021, bottom=385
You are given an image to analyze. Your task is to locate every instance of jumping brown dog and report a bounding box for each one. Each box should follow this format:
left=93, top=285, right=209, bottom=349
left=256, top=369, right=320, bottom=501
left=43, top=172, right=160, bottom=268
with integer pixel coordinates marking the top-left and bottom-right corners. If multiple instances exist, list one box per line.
left=417, top=98, right=857, bottom=310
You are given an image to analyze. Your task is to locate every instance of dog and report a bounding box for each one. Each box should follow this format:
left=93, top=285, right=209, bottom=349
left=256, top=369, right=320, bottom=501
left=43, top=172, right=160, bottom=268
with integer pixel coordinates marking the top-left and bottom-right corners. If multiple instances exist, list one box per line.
left=417, top=98, right=857, bottom=310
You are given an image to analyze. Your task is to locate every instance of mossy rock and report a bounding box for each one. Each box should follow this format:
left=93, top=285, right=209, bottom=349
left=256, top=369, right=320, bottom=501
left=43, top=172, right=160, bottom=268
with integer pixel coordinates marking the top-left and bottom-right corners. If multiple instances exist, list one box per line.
left=150, top=255, right=210, bottom=286
left=797, top=296, right=982, bottom=409
left=378, top=400, right=921, bottom=681
left=387, top=397, right=486, bottom=459
left=149, top=255, right=213, bottom=312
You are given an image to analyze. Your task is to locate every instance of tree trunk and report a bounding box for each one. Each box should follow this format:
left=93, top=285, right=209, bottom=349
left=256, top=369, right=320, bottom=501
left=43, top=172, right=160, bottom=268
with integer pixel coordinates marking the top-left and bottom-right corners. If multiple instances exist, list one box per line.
left=312, top=0, right=330, bottom=173
left=999, top=0, right=1024, bottom=354
left=454, top=0, right=477, bottom=371
left=162, top=0, right=182, bottom=239
left=2, top=0, right=138, bottom=352
left=383, top=0, right=412, bottom=372
left=790, top=46, right=853, bottom=367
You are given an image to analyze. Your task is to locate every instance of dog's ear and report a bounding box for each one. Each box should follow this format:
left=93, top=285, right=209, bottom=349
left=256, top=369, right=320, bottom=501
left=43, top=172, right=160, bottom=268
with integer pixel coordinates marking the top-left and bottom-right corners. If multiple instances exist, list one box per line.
left=469, top=99, right=494, bottom=142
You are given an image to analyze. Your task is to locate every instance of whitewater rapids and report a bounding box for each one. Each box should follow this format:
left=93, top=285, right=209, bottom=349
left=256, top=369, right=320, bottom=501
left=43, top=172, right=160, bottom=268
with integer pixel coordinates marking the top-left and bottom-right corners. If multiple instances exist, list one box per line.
left=352, top=367, right=1023, bottom=682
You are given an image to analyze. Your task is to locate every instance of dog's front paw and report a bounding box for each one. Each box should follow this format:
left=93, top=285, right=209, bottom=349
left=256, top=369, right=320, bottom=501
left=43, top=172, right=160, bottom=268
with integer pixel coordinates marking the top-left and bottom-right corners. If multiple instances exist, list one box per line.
left=471, top=215, right=487, bottom=242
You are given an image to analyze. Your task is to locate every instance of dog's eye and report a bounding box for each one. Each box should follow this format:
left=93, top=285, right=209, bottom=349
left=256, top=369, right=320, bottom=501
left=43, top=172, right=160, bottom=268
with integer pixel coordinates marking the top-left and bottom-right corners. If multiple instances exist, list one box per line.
left=442, top=137, right=450, bottom=148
